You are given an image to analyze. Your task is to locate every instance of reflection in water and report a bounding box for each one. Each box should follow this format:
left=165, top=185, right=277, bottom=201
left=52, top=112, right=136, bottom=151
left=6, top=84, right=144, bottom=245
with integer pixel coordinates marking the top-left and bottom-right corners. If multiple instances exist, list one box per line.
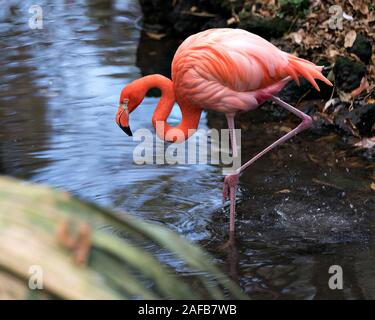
left=1, top=0, right=375, bottom=299
left=0, top=1, right=51, bottom=178
left=136, top=30, right=178, bottom=79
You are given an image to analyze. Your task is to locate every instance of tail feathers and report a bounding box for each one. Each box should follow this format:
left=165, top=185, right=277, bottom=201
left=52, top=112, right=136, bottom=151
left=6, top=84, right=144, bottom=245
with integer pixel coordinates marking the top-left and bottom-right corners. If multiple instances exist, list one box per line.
left=286, top=55, right=333, bottom=91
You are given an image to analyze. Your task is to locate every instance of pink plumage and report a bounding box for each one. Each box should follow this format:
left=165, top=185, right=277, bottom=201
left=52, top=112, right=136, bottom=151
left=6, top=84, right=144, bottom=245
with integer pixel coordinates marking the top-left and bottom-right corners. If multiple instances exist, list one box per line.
left=172, top=28, right=331, bottom=113
left=116, top=28, right=333, bottom=235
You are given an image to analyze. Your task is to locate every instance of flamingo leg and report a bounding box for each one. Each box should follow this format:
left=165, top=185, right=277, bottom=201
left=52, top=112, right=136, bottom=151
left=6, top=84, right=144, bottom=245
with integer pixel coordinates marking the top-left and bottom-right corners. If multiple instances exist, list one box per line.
left=223, top=96, right=313, bottom=233
left=226, top=113, right=238, bottom=158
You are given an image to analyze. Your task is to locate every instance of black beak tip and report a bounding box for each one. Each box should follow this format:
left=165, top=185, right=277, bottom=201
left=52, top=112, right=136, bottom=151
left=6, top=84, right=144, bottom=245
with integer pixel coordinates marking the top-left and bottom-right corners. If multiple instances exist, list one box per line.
left=120, top=125, right=133, bottom=136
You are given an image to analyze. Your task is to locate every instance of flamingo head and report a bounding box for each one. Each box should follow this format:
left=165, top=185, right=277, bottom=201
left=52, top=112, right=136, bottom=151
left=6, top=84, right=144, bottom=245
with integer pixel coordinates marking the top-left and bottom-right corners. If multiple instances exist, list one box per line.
left=116, top=83, right=145, bottom=136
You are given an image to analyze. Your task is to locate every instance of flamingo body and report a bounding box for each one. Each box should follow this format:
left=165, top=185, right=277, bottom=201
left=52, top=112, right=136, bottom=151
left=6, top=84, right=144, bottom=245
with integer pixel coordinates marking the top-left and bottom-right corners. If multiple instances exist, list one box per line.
left=172, top=28, right=331, bottom=114
left=116, top=28, right=333, bottom=235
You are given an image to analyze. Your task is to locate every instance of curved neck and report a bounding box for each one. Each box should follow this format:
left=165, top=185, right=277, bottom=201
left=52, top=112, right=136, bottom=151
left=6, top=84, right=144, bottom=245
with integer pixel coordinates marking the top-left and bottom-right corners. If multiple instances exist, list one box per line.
left=139, top=74, right=202, bottom=142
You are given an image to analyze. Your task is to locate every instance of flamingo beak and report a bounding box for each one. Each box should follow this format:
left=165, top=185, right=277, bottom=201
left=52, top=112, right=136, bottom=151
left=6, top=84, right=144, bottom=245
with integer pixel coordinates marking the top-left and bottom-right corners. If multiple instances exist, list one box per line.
left=116, top=100, right=133, bottom=136
left=120, top=125, right=133, bottom=136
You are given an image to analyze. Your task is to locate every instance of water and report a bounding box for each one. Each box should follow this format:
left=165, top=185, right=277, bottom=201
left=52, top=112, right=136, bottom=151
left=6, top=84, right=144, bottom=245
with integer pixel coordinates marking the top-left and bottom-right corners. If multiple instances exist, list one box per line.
left=1, top=0, right=375, bottom=299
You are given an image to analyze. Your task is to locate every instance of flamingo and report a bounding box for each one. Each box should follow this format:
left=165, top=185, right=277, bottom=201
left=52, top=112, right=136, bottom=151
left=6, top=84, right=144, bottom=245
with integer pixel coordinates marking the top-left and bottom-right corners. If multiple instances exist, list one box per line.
left=116, top=28, right=332, bottom=235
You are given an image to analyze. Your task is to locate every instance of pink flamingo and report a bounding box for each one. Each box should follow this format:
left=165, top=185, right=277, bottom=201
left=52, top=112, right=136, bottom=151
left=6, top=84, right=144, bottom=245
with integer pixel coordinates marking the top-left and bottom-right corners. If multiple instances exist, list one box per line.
left=116, top=28, right=332, bottom=234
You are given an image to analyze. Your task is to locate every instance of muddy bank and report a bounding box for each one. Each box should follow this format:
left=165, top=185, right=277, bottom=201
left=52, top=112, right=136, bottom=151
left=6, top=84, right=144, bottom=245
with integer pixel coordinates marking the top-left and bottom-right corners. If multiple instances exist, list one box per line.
left=138, top=0, right=374, bottom=157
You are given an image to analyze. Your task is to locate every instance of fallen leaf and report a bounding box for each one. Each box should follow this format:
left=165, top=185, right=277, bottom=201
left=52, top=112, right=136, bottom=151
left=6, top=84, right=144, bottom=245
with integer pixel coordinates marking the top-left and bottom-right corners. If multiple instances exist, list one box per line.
left=315, top=112, right=335, bottom=125
left=338, top=90, right=353, bottom=103
left=312, top=179, right=343, bottom=190
left=351, top=77, right=369, bottom=97
left=290, top=31, right=303, bottom=45
left=354, top=137, right=375, bottom=149
left=315, top=134, right=338, bottom=143
left=323, top=98, right=339, bottom=112
left=279, top=126, right=292, bottom=133
left=275, top=189, right=291, bottom=194
left=227, top=17, right=237, bottom=25
left=190, top=6, right=198, bottom=12
left=308, top=153, right=320, bottom=164
left=345, top=118, right=360, bottom=137
left=239, top=122, right=250, bottom=130
left=146, top=32, right=166, bottom=40
left=327, top=47, right=340, bottom=58
left=349, top=0, right=369, bottom=15
left=181, top=10, right=216, bottom=17
left=344, top=30, right=357, bottom=48
left=342, top=157, right=365, bottom=168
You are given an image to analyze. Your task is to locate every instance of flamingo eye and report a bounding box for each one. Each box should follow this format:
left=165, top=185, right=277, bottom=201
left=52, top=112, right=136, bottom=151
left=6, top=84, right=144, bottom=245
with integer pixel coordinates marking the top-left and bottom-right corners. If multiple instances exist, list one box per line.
left=121, top=99, right=129, bottom=112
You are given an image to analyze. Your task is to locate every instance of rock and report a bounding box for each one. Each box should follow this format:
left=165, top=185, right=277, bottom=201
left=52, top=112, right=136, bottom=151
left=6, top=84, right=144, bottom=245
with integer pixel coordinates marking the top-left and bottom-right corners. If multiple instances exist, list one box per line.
left=334, top=103, right=375, bottom=137
left=139, top=0, right=292, bottom=40
left=170, top=0, right=215, bottom=37
left=138, top=0, right=174, bottom=33
left=139, top=0, right=236, bottom=37
left=278, top=59, right=333, bottom=104
left=333, top=56, right=367, bottom=92
left=279, top=0, right=310, bottom=17
left=202, top=16, right=228, bottom=30
left=350, top=103, right=375, bottom=137
left=348, top=34, right=373, bottom=65
left=209, top=0, right=243, bottom=14
left=238, top=15, right=290, bottom=40
left=136, top=31, right=179, bottom=80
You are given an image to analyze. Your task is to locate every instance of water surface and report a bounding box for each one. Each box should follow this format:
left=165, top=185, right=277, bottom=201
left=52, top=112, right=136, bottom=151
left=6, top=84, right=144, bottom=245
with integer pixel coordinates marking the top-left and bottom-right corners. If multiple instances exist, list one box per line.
left=1, top=0, right=374, bottom=299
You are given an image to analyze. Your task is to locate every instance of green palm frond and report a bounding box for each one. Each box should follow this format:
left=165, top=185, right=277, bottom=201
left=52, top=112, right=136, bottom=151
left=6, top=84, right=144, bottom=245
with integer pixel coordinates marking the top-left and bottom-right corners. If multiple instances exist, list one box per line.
left=0, top=176, right=246, bottom=300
